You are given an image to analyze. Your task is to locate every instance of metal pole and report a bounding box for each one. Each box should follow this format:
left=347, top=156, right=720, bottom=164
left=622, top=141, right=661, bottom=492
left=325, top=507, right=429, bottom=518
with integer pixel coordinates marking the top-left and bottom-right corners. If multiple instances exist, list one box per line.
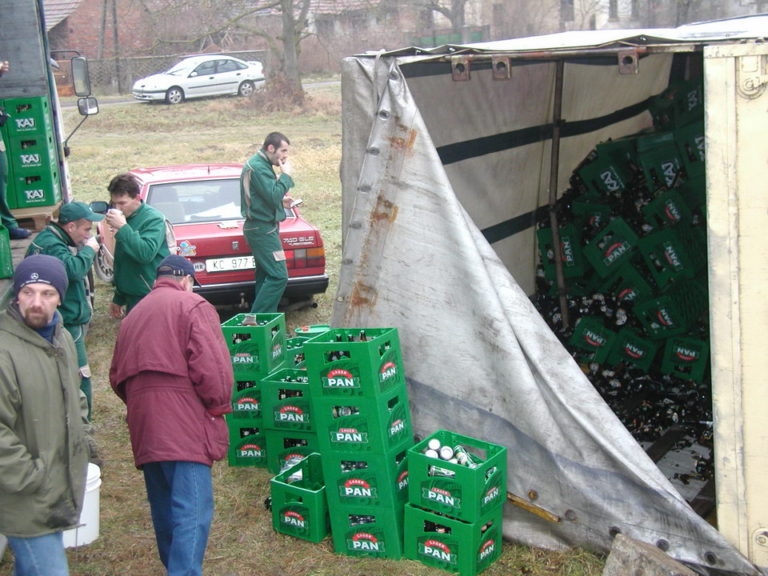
left=547, top=60, right=569, bottom=329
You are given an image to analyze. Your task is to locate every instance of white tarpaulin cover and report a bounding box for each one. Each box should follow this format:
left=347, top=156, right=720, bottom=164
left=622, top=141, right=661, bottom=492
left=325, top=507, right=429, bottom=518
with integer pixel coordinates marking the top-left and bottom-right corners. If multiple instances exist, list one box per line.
left=333, top=16, right=768, bottom=576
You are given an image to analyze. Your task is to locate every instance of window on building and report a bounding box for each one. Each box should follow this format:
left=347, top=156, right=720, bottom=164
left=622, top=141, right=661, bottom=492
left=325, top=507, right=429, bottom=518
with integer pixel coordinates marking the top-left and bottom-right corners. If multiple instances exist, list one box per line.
left=561, top=0, right=574, bottom=22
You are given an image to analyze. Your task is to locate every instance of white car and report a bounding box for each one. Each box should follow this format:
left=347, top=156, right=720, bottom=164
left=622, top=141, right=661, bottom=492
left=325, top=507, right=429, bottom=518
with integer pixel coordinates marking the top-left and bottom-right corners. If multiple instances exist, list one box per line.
left=132, top=55, right=264, bottom=104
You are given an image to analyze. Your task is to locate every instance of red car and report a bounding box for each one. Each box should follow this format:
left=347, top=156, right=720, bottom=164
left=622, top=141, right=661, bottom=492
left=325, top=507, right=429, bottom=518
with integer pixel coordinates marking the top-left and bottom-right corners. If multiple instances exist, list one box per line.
left=92, top=164, right=328, bottom=308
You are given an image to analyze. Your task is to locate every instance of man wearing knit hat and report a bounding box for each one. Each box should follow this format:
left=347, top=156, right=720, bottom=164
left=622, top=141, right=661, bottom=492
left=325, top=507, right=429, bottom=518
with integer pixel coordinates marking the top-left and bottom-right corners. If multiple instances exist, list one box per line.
left=26, top=201, right=104, bottom=418
left=0, top=254, right=91, bottom=576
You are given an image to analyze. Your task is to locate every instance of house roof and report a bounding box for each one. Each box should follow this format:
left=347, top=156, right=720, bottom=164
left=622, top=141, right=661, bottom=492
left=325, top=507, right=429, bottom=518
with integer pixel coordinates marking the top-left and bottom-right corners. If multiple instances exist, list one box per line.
left=43, top=0, right=84, bottom=31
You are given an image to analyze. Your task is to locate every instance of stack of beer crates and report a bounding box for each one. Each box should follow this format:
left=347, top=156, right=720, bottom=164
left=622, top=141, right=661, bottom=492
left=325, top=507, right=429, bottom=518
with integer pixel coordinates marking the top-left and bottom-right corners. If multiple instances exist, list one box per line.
left=303, top=327, right=414, bottom=560
left=221, top=313, right=289, bottom=469
left=0, top=95, right=61, bottom=209
left=404, top=430, right=507, bottom=576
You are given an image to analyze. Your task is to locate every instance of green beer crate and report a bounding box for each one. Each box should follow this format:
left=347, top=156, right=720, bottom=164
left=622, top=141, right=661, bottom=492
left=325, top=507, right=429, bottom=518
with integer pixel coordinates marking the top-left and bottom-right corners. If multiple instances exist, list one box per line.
left=635, top=131, right=684, bottom=192
left=598, top=261, right=655, bottom=304
left=328, top=503, right=404, bottom=559
left=270, top=453, right=329, bottom=543
left=322, top=443, right=411, bottom=510
left=285, top=336, right=309, bottom=369
left=408, top=430, right=507, bottom=523
left=536, top=224, right=586, bottom=281
left=6, top=132, right=57, bottom=174
left=572, top=200, right=613, bottom=232
left=221, top=313, right=286, bottom=379
left=304, top=328, right=405, bottom=398
left=404, top=503, right=503, bottom=576
left=576, top=148, right=633, bottom=196
left=641, top=188, right=692, bottom=230
left=660, top=336, right=710, bottom=383
left=313, top=384, right=412, bottom=454
left=675, top=119, right=705, bottom=178
left=227, top=425, right=267, bottom=467
left=228, top=381, right=262, bottom=423
left=583, top=218, right=639, bottom=278
left=265, top=429, right=320, bottom=474
left=606, top=327, right=661, bottom=372
left=10, top=167, right=60, bottom=208
left=639, top=226, right=703, bottom=289
left=568, top=317, right=617, bottom=365
left=0, top=96, right=52, bottom=137
left=634, top=295, right=688, bottom=340
left=260, top=368, right=313, bottom=432
left=649, top=80, right=704, bottom=130
left=0, top=225, right=12, bottom=278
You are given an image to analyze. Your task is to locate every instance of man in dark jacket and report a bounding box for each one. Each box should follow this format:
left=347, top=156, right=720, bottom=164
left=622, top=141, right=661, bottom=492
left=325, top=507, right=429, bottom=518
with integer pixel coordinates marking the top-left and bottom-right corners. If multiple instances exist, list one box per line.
left=0, top=255, right=90, bottom=576
left=110, top=255, right=233, bottom=576
left=104, top=173, right=170, bottom=318
left=26, top=201, right=104, bottom=418
left=240, top=131, right=296, bottom=313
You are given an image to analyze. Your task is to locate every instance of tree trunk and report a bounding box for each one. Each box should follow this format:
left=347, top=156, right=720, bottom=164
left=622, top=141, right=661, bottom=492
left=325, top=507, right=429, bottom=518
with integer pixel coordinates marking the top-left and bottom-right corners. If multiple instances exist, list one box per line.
left=281, top=0, right=304, bottom=106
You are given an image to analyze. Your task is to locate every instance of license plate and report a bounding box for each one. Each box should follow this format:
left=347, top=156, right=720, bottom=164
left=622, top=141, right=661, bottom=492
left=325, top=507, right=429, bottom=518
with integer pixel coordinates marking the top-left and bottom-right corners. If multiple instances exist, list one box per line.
left=205, top=255, right=255, bottom=272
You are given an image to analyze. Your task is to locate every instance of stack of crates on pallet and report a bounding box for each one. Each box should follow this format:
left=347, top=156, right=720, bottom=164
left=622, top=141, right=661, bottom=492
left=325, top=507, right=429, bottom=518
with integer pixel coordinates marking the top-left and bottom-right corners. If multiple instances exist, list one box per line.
left=221, top=313, right=287, bottom=468
left=405, top=430, right=507, bottom=576
left=303, top=327, right=414, bottom=560
left=0, top=96, right=61, bottom=209
left=269, top=452, right=330, bottom=543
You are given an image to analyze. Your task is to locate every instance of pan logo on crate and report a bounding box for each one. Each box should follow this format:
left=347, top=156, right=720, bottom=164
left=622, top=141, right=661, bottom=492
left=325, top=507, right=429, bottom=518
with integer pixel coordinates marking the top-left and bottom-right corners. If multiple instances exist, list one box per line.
left=397, top=470, right=409, bottom=492
left=349, top=531, right=383, bottom=553
left=276, top=405, right=307, bottom=423
left=656, top=309, right=674, bottom=326
left=232, top=352, right=257, bottom=366
left=323, top=368, right=357, bottom=389
left=237, top=443, right=263, bottom=458
left=341, top=478, right=376, bottom=499
left=389, top=417, right=406, bottom=438
left=23, top=189, right=46, bottom=202
left=379, top=360, right=398, bottom=384
left=560, top=238, right=576, bottom=265
left=617, top=287, right=639, bottom=301
left=583, top=329, right=607, bottom=348
left=420, top=539, right=456, bottom=566
left=674, top=346, right=700, bottom=362
left=235, top=397, right=259, bottom=411
left=423, top=486, right=459, bottom=508
left=663, top=243, right=684, bottom=270
left=272, top=342, right=282, bottom=360
left=623, top=343, right=646, bottom=359
left=280, top=509, right=307, bottom=530
left=479, top=538, right=497, bottom=562
left=664, top=200, right=683, bottom=223
left=332, top=427, right=367, bottom=444
left=602, top=242, right=629, bottom=265
left=14, top=118, right=37, bottom=131
left=482, top=485, right=501, bottom=507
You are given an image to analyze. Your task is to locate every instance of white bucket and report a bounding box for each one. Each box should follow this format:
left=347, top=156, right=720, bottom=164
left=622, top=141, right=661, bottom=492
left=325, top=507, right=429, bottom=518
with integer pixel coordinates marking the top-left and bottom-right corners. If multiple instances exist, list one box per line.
left=63, top=463, right=102, bottom=548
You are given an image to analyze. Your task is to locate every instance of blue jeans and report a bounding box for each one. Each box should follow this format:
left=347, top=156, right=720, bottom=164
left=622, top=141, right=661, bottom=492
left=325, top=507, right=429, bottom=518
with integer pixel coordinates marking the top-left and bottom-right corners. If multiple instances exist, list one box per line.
left=142, top=461, right=213, bottom=576
left=6, top=532, right=69, bottom=576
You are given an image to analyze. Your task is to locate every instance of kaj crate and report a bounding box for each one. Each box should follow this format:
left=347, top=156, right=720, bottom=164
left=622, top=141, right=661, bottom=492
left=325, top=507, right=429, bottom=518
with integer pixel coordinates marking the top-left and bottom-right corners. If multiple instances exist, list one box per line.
left=260, top=368, right=313, bottom=432
left=606, top=327, right=661, bottom=372
left=638, top=227, right=703, bottom=290
left=221, top=313, right=287, bottom=379
left=660, top=336, right=710, bottom=383
left=649, top=79, right=704, bottom=130
left=227, top=425, right=267, bottom=467
left=598, top=261, right=656, bottom=304
left=635, top=131, right=684, bottom=193
left=270, top=453, right=329, bottom=543
left=10, top=167, right=60, bottom=208
left=6, top=132, right=58, bottom=174
left=229, top=382, right=262, bottom=423
left=304, top=328, right=405, bottom=398
left=313, top=386, right=412, bottom=454
left=265, top=429, right=321, bottom=475
left=0, top=96, right=52, bottom=137
left=0, top=225, right=12, bottom=278
left=568, top=316, right=617, bottom=365
left=641, top=188, right=693, bottom=230
left=328, top=503, right=404, bottom=560
left=576, top=147, right=634, bottom=196
left=675, top=119, right=706, bottom=179
left=583, top=217, right=639, bottom=278
left=536, top=224, right=586, bottom=280
left=322, top=444, right=411, bottom=510
left=408, top=430, right=507, bottom=523
left=404, top=503, right=503, bottom=576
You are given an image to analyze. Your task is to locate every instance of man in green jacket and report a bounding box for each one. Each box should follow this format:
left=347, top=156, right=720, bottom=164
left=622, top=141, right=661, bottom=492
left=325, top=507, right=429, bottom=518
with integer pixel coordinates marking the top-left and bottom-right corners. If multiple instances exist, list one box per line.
left=26, top=201, right=103, bottom=418
left=0, top=255, right=90, bottom=576
left=240, top=131, right=295, bottom=313
left=104, top=173, right=170, bottom=318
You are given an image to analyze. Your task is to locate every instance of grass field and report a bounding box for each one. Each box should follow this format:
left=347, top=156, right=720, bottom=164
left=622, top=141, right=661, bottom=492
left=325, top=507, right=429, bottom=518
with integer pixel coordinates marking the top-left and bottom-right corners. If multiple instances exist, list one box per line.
left=0, top=85, right=605, bottom=575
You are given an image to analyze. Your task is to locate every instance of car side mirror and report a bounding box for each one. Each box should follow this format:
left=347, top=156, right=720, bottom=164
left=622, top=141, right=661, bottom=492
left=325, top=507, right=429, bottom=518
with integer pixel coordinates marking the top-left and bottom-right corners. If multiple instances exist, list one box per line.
left=89, top=200, right=110, bottom=214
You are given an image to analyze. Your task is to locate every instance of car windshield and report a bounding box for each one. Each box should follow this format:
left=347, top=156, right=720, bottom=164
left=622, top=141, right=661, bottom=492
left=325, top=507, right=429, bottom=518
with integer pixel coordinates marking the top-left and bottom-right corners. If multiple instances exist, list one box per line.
left=166, top=61, right=194, bottom=76
left=147, top=178, right=242, bottom=224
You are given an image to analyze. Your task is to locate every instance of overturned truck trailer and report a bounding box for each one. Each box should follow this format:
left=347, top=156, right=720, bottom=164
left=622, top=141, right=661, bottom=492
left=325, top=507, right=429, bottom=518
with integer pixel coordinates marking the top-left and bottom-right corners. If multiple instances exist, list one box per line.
left=334, top=15, right=768, bottom=575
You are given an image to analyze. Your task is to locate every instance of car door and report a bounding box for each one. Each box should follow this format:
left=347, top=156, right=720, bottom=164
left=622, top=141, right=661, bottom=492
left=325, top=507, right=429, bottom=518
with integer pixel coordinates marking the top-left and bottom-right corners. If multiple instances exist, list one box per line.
left=214, top=58, right=245, bottom=95
left=185, top=60, right=218, bottom=98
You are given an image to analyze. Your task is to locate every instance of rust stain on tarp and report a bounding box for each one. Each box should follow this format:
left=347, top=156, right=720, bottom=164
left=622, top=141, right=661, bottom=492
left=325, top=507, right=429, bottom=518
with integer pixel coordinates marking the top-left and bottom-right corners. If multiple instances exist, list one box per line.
left=349, top=282, right=377, bottom=309
left=371, top=195, right=398, bottom=223
left=388, top=127, right=418, bottom=155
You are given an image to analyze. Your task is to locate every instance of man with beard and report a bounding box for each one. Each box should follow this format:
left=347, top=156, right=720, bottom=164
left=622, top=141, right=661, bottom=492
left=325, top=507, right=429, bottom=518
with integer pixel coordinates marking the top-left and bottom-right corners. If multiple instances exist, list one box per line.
left=0, top=255, right=91, bottom=576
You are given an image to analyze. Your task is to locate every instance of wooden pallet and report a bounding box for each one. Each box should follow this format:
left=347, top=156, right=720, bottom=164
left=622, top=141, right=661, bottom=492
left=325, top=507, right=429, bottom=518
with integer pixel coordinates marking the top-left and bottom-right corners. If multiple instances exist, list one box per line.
left=11, top=202, right=61, bottom=231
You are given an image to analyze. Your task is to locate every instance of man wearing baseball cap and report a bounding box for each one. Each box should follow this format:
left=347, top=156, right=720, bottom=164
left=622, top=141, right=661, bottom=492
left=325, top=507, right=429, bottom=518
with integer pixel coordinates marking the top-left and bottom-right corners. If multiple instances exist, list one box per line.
left=110, top=255, right=232, bottom=576
left=0, top=254, right=91, bottom=576
left=26, top=201, right=104, bottom=418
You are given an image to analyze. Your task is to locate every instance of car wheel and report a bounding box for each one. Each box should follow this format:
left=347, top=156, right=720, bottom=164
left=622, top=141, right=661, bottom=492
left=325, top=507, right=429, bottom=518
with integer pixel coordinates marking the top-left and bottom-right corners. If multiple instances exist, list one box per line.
left=94, top=244, right=115, bottom=283
left=238, top=81, right=255, bottom=97
left=165, top=87, right=184, bottom=105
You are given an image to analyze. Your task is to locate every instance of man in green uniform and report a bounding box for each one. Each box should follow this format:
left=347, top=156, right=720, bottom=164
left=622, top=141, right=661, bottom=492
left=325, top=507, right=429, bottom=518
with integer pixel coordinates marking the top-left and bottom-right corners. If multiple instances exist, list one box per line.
left=104, top=173, right=170, bottom=318
left=240, top=131, right=295, bottom=313
left=26, top=201, right=103, bottom=418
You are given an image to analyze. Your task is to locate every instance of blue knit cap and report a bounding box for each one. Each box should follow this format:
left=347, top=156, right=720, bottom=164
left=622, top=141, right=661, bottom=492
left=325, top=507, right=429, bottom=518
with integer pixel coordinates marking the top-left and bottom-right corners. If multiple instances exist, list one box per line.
left=13, top=254, right=69, bottom=301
